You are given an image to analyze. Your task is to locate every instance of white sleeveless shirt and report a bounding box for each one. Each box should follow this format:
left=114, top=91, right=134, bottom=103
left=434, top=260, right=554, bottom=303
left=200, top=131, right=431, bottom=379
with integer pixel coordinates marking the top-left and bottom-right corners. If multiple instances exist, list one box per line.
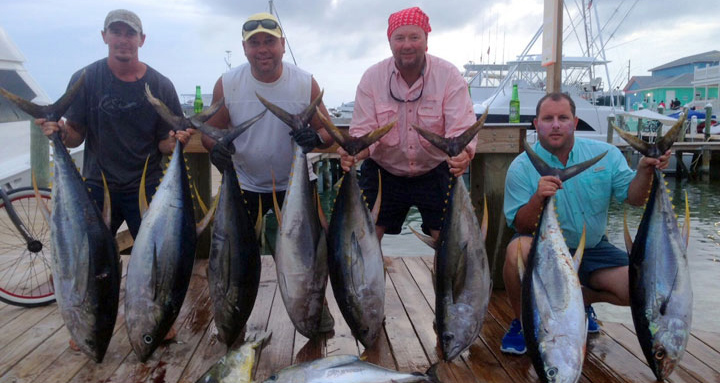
left=222, top=62, right=315, bottom=192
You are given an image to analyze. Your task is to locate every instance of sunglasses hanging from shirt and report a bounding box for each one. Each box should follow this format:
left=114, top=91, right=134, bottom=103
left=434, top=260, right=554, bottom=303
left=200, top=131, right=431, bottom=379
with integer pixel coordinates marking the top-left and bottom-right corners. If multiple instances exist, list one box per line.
left=388, top=72, right=425, bottom=103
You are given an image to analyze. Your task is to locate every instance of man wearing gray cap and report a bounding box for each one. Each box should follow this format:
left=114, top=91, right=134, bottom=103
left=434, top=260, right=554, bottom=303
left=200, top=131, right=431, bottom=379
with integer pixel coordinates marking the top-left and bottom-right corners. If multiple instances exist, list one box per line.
left=36, top=9, right=188, bottom=351
left=37, top=9, right=191, bottom=239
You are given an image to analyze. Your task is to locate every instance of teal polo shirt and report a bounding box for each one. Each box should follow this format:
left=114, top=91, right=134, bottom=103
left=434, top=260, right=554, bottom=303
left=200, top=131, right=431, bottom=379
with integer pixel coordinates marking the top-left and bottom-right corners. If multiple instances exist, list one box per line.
left=503, top=138, right=636, bottom=248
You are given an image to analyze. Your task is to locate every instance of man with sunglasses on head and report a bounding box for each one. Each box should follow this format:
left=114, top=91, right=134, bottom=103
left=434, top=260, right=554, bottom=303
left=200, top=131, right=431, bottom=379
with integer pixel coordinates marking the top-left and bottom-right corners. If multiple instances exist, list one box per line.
left=203, top=11, right=333, bottom=234
left=201, top=12, right=335, bottom=331
left=338, top=7, right=477, bottom=243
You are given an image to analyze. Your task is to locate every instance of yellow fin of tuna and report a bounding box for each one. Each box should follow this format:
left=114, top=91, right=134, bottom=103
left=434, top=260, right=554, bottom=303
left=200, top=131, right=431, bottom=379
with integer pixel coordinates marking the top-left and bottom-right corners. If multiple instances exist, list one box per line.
left=139, top=156, right=150, bottom=217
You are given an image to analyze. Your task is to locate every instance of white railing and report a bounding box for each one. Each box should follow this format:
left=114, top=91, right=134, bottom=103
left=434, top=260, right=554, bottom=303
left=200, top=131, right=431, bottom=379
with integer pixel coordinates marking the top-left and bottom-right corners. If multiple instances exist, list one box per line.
left=694, top=65, right=720, bottom=81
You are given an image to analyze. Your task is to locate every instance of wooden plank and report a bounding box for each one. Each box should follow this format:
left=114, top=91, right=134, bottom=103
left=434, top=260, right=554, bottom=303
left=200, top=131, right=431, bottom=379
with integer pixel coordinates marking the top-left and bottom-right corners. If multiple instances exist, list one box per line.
left=601, top=322, right=710, bottom=383
left=479, top=312, right=538, bottom=383
left=383, top=259, right=430, bottom=373
left=693, top=330, right=720, bottom=354
left=253, top=258, right=296, bottom=382
left=475, top=127, right=526, bottom=154
left=0, top=308, right=63, bottom=377
left=0, top=303, right=56, bottom=353
left=686, top=331, right=720, bottom=374
left=323, top=283, right=360, bottom=358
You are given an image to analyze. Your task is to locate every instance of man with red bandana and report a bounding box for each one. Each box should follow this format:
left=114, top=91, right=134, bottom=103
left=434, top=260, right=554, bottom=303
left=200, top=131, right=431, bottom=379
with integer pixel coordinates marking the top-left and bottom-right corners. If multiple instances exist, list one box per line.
left=338, top=6, right=477, bottom=242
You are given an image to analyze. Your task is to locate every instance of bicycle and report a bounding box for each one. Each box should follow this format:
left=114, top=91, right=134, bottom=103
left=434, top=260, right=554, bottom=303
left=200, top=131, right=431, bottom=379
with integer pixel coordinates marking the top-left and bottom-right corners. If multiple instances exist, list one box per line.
left=0, top=185, right=55, bottom=307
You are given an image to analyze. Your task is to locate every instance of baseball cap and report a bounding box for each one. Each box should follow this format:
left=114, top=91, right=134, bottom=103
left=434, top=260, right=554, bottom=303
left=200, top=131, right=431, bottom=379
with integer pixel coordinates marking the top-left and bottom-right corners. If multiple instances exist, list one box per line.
left=242, top=12, right=283, bottom=41
left=104, top=9, right=143, bottom=34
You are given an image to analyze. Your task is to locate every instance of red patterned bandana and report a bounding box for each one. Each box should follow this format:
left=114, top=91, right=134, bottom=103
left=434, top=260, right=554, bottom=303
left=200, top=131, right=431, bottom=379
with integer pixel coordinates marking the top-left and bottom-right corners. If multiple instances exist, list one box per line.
left=387, top=7, right=431, bottom=39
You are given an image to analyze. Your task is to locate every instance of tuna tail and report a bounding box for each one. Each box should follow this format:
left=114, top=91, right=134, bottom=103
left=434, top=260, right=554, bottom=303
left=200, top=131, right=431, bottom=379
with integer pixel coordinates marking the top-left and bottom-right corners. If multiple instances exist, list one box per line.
left=611, top=109, right=688, bottom=157
left=523, top=141, right=607, bottom=181
left=413, top=108, right=489, bottom=157
left=0, top=70, right=85, bottom=121
left=256, top=90, right=324, bottom=131
left=145, top=84, right=225, bottom=134
left=316, top=110, right=396, bottom=156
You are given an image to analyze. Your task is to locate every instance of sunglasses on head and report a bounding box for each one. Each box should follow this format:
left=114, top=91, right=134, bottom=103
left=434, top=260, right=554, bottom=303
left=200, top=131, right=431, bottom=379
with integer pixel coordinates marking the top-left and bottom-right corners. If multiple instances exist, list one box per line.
left=243, top=19, right=279, bottom=32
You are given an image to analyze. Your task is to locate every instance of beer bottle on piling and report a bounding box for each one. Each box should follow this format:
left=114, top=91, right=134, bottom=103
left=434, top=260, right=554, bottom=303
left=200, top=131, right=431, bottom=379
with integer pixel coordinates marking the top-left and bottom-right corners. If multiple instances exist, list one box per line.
left=193, top=85, right=203, bottom=114
left=509, top=83, right=520, bottom=123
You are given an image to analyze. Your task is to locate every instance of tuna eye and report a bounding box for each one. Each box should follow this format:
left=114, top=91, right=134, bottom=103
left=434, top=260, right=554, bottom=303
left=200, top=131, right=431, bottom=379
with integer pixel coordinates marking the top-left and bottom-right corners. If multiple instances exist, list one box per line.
left=143, top=334, right=154, bottom=344
left=654, top=348, right=666, bottom=360
left=546, top=367, right=558, bottom=378
left=442, top=333, right=455, bottom=342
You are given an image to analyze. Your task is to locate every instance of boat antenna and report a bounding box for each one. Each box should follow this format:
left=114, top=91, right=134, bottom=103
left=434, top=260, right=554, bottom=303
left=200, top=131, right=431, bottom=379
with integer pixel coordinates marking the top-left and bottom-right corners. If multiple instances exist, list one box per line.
left=268, top=0, right=297, bottom=65
left=224, top=50, right=232, bottom=71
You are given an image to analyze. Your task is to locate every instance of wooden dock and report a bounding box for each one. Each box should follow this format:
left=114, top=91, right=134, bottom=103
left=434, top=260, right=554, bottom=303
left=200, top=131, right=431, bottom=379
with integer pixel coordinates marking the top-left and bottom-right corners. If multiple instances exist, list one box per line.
left=0, top=255, right=718, bottom=383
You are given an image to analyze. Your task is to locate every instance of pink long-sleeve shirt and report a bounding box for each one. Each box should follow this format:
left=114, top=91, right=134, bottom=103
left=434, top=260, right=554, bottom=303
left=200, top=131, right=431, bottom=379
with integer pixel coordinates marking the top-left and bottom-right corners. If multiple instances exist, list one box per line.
left=350, top=54, right=477, bottom=177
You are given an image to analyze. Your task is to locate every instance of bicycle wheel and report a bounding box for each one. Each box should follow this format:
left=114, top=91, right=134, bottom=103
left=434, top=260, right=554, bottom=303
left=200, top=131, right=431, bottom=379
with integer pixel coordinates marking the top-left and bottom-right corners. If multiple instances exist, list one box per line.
left=0, top=186, right=55, bottom=307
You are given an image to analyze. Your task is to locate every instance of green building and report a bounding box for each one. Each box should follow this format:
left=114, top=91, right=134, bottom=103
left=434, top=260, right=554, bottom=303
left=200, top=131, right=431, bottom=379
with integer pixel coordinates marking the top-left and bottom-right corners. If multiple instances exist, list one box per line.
left=623, top=50, right=720, bottom=112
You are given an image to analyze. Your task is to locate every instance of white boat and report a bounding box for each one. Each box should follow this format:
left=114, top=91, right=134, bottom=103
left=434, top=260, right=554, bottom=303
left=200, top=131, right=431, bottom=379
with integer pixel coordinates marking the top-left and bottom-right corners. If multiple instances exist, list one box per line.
left=464, top=1, right=632, bottom=144
left=0, top=26, right=83, bottom=189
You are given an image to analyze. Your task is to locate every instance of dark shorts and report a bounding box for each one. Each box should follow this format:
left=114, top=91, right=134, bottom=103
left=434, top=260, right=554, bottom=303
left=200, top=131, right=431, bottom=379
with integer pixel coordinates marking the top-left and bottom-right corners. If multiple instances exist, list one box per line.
left=513, top=234, right=628, bottom=286
left=241, top=189, right=286, bottom=226
left=88, top=182, right=159, bottom=239
left=359, top=159, right=451, bottom=235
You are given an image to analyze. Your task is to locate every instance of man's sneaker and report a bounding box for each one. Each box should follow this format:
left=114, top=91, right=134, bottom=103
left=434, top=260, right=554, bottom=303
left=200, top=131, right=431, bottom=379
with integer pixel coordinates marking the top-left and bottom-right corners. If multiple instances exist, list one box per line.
left=586, top=305, right=600, bottom=334
left=501, top=319, right=526, bottom=355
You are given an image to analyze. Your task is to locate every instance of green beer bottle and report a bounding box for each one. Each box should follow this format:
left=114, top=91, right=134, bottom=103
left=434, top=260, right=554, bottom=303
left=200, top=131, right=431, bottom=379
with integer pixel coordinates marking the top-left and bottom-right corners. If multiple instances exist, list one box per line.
left=509, top=83, right=520, bottom=123
left=193, top=85, right=203, bottom=114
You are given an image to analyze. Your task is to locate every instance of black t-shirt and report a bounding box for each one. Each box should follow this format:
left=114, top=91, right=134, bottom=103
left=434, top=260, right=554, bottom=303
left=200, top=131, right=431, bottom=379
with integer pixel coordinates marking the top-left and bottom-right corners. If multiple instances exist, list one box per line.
left=64, top=58, right=181, bottom=192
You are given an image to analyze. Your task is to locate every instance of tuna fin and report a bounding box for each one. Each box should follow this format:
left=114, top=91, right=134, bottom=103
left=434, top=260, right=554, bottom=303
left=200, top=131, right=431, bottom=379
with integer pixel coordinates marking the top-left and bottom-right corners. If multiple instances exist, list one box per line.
left=523, top=141, right=607, bottom=181
left=139, top=156, right=150, bottom=217
left=622, top=207, right=633, bottom=253
left=271, top=168, right=282, bottom=228
left=371, top=170, right=382, bottom=224
left=145, top=84, right=186, bottom=131
left=192, top=180, right=209, bottom=215
left=256, top=90, right=324, bottom=131
left=202, top=108, right=266, bottom=145
left=316, top=187, right=328, bottom=233
left=655, top=110, right=687, bottom=154
left=681, top=190, right=690, bottom=249
left=611, top=122, right=651, bottom=156
left=317, top=110, right=396, bottom=155
left=196, top=187, right=219, bottom=235
left=410, top=225, right=436, bottom=249
left=573, top=225, right=586, bottom=272
left=481, top=194, right=488, bottom=242
left=101, top=172, right=112, bottom=229
left=0, top=70, right=85, bottom=121
left=31, top=171, right=51, bottom=223
left=412, top=108, right=488, bottom=157
left=516, top=241, right=525, bottom=282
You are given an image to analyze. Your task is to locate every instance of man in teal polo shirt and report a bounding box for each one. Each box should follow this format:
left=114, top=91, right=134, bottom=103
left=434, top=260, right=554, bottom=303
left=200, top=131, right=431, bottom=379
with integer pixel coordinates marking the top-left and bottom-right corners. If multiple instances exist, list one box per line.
left=499, top=92, right=671, bottom=355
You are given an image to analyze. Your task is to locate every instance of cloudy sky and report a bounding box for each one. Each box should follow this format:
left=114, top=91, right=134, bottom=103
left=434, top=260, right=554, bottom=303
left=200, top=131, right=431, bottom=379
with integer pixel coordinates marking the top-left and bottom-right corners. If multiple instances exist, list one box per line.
left=2, top=0, right=719, bottom=108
